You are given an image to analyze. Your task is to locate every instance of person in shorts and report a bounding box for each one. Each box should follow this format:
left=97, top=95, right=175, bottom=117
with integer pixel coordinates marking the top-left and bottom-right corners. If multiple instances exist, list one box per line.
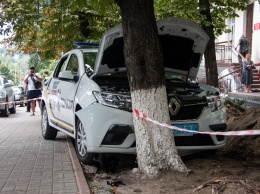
left=24, top=66, right=43, bottom=116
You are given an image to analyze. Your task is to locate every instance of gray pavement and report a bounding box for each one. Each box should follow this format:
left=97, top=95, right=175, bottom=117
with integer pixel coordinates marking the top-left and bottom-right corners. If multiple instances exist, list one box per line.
left=0, top=106, right=80, bottom=194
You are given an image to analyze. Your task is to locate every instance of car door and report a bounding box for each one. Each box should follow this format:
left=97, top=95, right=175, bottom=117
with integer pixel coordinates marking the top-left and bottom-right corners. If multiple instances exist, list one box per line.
left=56, top=53, right=81, bottom=135
left=3, top=78, right=12, bottom=103
left=50, top=53, right=80, bottom=135
left=46, top=54, right=69, bottom=131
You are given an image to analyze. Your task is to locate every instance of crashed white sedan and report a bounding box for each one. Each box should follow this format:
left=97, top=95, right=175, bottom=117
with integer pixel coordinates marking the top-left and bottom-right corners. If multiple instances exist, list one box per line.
left=41, top=17, right=226, bottom=164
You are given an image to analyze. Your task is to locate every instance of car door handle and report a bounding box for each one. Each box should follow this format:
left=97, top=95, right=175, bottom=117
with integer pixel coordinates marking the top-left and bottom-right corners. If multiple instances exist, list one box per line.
left=58, top=89, right=61, bottom=94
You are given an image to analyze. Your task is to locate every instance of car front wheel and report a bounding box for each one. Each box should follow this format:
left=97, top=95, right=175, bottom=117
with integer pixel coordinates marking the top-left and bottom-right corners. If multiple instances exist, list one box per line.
left=41, top=105, right=57, bottom=140
left=75, top=119, right=94, bottom=164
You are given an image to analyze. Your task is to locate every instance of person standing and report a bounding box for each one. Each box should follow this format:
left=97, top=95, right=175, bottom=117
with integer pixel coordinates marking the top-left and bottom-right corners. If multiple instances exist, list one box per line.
left=24, top=66, right=43, bottom=116
left=43, top=71, right=50, bottom=83
left=235, top=34, right=249, bottom=64
left=241, top=54, right=255, bottom=93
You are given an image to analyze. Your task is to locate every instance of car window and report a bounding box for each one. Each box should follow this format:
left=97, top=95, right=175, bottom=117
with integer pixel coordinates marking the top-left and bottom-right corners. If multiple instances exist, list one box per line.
left=3, top=78, right=8, bottom=85
left=19, top=87, right=24, bottom=92
left=84, top=52, right=96, bottom=78
left=53, top=55, right=69, bottom=78
left=84, top=52, right=96, bottom=69
left=66, top=54, right=79, bottom=76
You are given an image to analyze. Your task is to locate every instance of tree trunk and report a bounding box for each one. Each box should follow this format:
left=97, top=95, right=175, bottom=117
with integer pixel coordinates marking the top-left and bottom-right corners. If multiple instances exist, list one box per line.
left=115, top=0, right=188, bottom=178
left=199, top=0, right=219, bottom=87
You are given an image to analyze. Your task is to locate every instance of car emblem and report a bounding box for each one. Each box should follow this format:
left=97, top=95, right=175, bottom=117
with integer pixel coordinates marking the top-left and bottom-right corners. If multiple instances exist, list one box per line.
left=169, top=98, right=180, bottom=115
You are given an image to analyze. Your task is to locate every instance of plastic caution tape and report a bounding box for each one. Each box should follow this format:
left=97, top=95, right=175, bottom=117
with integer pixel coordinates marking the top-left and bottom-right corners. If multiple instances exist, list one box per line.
left=0, top=97, right=41, bottom=105
left=134, top=109, right=260, bottom=136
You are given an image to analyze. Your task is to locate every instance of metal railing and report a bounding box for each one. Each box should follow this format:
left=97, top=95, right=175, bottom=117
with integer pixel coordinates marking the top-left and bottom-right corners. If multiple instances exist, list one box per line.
left=218, top=67, right=243, bottom=94
left=216, top=40, right=245, bottom=93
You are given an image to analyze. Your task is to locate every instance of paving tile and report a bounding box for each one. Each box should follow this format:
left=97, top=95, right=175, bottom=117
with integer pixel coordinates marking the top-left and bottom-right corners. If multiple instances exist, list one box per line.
left=0, top=108, right=80, bottom=194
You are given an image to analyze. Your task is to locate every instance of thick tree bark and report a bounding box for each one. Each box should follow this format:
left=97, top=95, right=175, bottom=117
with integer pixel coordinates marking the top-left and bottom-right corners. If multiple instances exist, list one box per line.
left=78, top=12, right=90, bottom=38
left=199, top=0, right=219, bottom=87
left=115, top=0, right=188, bottom=178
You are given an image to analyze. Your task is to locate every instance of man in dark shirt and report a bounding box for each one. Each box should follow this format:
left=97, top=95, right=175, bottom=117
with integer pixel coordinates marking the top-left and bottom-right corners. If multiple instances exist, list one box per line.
left=235, top=34, right=249, bottom=64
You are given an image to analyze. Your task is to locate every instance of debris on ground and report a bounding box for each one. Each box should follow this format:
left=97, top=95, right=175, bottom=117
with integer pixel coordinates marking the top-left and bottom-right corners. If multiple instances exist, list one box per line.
left=83, top=107, right=260, bottom=194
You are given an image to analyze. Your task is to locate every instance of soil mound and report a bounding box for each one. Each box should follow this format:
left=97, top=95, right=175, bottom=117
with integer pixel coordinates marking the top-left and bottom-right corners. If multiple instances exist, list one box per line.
left=217, top=106, right=260, bottom=161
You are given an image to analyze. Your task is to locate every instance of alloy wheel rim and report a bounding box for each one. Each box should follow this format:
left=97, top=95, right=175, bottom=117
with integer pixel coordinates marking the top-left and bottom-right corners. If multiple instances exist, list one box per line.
left=77, top=121, right=87, bottom=156
left=42, top=109, right=47, bottom=134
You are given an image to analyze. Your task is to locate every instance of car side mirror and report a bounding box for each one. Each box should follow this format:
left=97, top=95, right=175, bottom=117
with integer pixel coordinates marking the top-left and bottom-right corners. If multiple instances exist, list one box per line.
left=5, top=83, right=12, bottom=88
left=58, top=70, right=75, bottom=80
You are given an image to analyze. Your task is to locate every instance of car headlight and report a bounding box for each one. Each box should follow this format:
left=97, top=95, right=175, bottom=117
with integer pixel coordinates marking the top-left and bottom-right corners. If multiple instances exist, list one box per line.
left=207, top=96, right=224, bottom=112
left=0, top=91, right=6, bottom=98
left=93, top=91, right=132, bottom=112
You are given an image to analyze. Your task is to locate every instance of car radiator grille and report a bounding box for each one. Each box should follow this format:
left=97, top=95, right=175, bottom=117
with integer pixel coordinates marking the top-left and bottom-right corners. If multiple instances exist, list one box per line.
left=170, top=105, right=205, bottom=120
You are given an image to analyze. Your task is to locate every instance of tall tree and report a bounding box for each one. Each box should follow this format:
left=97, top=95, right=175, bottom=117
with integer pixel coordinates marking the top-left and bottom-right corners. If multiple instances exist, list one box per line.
left=199, top=0, right=218, bottom=86
left=115, top=0, right=187, bottom=177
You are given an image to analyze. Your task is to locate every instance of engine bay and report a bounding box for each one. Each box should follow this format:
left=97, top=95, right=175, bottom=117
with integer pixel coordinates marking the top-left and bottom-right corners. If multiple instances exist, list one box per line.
left=92, top=73, right=221, bottom=118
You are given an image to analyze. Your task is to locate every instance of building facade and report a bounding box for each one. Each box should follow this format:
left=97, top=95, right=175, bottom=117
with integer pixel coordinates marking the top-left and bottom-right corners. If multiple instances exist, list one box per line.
left=217, top=0, right=260, bottom=63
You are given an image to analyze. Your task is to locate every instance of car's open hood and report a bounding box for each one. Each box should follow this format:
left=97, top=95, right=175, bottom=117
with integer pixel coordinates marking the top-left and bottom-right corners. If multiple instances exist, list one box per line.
left=93, top=17, right=209, bottom=80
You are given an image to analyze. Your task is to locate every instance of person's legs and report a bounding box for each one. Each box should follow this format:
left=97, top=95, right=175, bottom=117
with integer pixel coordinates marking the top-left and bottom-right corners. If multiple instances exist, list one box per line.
left=28, top=90, right=36, bottom=116
left=248, top=84, right=252, bottom=92
left=37, top=100, right=41, bottom=109
left=30, top=100, right=35, bottom=115
left=26, top=100, right=30, bottom=112
left=26, top=93, right=30, bottom=112
left=244, top=84, right=247, bottom=92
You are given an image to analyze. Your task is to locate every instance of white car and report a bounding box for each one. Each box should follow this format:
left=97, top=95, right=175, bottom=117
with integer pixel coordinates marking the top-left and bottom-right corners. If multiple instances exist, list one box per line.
left=41, top=17, right=226, bottom=164
left=12, top=86, right=27, bottom=107
left=0, top=75, right=16, bottom=117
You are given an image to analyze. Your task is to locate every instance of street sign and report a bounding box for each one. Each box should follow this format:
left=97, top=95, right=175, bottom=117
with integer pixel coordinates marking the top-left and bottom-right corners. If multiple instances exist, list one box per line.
left=254, top=22, right=260, bottom=31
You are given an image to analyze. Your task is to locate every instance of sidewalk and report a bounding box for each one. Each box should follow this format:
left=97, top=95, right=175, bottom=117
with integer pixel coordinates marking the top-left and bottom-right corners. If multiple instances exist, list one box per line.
left=0, top=106, right=85, bottom=194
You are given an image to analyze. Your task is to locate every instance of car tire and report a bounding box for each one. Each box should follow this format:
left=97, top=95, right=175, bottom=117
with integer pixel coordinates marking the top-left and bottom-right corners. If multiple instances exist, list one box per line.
left=75, top=119, right=94, bottom=165
left=20, top=99, right=24, bottom=107
left=41, top=105, right=58, bottom=140
left=9, top=102, right=16, bottom=114
left=1, top=103, right=9, bottom=117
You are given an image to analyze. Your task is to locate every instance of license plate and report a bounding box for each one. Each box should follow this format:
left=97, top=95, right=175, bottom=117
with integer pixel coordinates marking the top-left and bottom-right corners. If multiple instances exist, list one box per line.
left=172, top=123, right=199, bottom=136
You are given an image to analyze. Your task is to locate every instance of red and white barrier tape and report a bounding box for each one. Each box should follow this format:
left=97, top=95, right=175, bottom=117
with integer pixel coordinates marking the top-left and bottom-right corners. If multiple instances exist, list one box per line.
left=134, top=109, right=260, bottom=136
left=0, top=97, right=41, bottom=105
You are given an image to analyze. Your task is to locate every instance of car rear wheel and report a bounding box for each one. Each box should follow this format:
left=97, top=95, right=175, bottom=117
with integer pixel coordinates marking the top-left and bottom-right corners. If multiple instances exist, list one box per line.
left=75, top=119, right=94, bottom=164
left=20, top=99, right=25, bottom=107
left=41, top=105, right=57, bottom=140
left=1, top=100, right=9, bottom=117
left=9, top=102, right=16, bottom=114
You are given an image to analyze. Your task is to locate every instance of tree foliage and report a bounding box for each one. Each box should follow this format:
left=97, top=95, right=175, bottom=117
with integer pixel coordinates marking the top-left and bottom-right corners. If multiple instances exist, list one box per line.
left=0, top=50, right=15, bottom=81
left=0, top=0, right=121, bottom=59
left=155, top=0, right=250, bottom=38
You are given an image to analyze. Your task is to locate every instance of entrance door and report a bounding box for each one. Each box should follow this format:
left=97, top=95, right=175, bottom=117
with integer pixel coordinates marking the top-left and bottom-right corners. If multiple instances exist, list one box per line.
left=246, top=3, right=253, bottom=55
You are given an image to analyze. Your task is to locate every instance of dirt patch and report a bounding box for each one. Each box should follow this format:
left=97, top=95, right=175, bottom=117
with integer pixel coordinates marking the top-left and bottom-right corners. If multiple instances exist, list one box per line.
left=83, top=106, right=260, bottom=194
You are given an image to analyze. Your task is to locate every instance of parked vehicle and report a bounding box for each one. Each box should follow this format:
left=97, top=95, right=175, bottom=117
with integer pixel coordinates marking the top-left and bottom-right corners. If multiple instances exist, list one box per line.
left=41, top=17, right=226, bottom=164
left=12, top=86, right=27, bottom=107
left=0, top=75, right=16, bottom=117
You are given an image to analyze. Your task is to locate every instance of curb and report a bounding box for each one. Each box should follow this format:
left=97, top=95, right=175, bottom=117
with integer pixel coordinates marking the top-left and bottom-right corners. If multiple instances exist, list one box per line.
left=66, top=135, right=91, bottom=194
